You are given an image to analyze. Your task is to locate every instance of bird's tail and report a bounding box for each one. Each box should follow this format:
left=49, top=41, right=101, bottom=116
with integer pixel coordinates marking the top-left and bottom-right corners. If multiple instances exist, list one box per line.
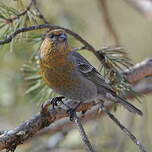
left=98, top=85, right=143, bottom=116
left=116, top=96, right=143, bottom=116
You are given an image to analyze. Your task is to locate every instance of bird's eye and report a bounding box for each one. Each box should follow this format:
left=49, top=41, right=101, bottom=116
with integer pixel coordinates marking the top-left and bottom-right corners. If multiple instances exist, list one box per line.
left=49, top=34, right=55, bottom=39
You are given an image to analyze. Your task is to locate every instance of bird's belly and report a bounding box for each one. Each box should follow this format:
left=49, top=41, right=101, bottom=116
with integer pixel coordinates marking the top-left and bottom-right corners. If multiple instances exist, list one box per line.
left=42, top=68, right=97, bottom=102
left=55, top=72, right=98, bottom=102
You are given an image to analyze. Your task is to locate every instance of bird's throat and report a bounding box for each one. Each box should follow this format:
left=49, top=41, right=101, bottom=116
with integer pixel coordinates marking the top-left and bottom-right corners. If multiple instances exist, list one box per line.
left=40, top=53, right=76, bottom=89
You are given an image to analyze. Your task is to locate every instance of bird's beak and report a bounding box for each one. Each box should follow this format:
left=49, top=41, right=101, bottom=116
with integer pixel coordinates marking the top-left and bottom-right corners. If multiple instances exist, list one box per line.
left=58, top=33, right=67, bottom=42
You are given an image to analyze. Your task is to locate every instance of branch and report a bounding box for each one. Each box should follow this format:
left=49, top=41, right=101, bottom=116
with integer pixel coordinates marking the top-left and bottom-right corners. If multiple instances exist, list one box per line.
left=100, top=104, right=147, bottom=152
left=4, top=0, right=49, bottom=24
left=73, top=114, right=96, bottom=152
left=123, top=58, right=152, bottom=83
left=5, top=0, right=33, bottom=24
left=0, top=24, right=104, bottom=61
left=35, top=105, right=109, bottom=138
left=0, top=101, right=95, bottom=151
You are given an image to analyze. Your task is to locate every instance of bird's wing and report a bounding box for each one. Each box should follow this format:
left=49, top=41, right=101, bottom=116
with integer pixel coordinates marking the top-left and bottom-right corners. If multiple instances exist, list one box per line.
left=69, top=51, right=143, bottom=116
left=70, top=51, right=112, bottom=90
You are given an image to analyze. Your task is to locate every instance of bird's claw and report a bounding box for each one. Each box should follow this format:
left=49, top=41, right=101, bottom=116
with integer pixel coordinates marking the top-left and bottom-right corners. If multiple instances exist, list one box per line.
left=81, top=110, right=87, bottom=118
left=67, top=102, right=83, bottom=121
left=67, top=108, right=76, bottom=121
left=51, top=96, right=65, bottom=108
left=41, top=96, right=65, bottom=115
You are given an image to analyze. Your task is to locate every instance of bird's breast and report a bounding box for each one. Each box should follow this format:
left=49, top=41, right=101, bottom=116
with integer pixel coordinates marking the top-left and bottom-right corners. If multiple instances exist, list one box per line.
left=40, top=55, right=78, bottom=89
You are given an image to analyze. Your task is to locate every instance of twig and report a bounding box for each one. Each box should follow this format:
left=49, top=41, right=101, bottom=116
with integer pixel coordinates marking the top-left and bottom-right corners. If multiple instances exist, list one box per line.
left=117, top=113, right=135, bottom=152
left=73, top=114, right=96, bottom=152
left=100, top=104, right=147, bottom=152
left=0, top=24, right=104, bottom=61
left=5, top=0, right=33, bottom=24
left=4, top=0, right=49, bottom=24
left=123, top=58, right=152, bottom=83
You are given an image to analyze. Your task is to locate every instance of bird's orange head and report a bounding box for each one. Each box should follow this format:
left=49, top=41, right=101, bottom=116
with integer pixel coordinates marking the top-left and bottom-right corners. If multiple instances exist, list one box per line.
left=40, top=29, right=70, bottom=60
left=46, top=29, right=68, bottom=52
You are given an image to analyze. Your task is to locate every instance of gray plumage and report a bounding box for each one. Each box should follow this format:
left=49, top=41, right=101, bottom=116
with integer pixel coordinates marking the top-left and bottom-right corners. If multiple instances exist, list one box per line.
left=65, top=50, right=143, bottom=116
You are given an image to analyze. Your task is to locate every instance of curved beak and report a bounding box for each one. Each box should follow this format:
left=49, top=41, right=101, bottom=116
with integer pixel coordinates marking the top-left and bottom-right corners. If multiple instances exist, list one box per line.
left=58, top=33, right=67, bottom=42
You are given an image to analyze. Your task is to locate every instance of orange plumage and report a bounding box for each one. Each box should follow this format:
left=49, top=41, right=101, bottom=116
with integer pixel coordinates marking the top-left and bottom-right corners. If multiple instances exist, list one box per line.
left=40, top=30, right=76, bottom=89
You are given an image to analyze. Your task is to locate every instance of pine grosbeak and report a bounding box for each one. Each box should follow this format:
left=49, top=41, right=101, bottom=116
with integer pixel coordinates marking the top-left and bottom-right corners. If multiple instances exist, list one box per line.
left=39, top=29, right=142, bottom=116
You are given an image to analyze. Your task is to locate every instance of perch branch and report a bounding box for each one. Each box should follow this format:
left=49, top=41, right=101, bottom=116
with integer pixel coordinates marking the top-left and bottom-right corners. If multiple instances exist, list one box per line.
left=0, top=101, right=95, bottom=151
left=0, top=24, right=104, bottom=61
left=37, top=105, right=104, bottom=137
left=100, top=104, right=147, bottom=152
left=73, top=114, right=96, bottom=152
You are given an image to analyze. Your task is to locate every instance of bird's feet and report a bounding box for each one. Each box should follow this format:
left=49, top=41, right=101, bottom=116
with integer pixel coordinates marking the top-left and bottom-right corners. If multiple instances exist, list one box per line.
left=67, top=102, right=82, bottom=121
left=51, top=96, right=65, bottom=108
left=41, top=96, right=65, bottom=114
left=67, top=108, right=76, bottom=121
left=81, top=110, right=87, bottom=118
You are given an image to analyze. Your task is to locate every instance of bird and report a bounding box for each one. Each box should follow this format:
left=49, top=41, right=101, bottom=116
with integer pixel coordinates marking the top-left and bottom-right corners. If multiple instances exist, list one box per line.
left=39, top=29, right=142, bottom=116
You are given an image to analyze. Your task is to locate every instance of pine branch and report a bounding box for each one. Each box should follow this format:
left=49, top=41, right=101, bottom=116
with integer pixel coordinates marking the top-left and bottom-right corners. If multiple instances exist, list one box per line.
left=0, top=100, right=95, bottom=151
left=4, top=0, right=49, bottom=24
left=73, top=114, right=96, bottom=152
left=100, top=103, right=147, bottom=152
left=0, top=24, right=104, bottom=61
left=4, top=0, right=33, bottom=24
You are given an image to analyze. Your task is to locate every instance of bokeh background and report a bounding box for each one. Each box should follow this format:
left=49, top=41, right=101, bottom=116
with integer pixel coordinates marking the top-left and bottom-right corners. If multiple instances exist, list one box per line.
left=0, top=0, right=152, bottom=152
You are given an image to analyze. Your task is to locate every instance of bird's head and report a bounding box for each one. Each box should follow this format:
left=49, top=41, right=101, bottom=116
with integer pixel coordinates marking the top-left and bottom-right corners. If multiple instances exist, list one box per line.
left=47, top=29, right=68, bottom=52
left=40, top=29, right=70, bottom=62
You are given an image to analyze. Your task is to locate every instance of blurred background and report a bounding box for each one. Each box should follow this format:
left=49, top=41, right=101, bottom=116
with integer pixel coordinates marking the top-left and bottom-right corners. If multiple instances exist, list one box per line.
left=0, top=0, right=152, bottom=151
